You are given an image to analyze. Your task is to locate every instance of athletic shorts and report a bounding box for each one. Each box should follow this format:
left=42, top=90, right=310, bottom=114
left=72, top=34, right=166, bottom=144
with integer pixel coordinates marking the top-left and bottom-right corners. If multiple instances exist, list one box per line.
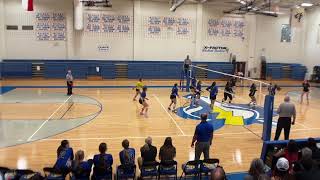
left=139, top=99, right=144, bottom=105
left=303, top=89, right=309, bottom=93
left=184, top=64, right=190, bottom=70
left=136, top=88, right=140, bottom=92
left=170, top=94, right=176, bottom=100
left=210, top=95, right=217, bottom=100
left=249, top=92, right=256, bottom=97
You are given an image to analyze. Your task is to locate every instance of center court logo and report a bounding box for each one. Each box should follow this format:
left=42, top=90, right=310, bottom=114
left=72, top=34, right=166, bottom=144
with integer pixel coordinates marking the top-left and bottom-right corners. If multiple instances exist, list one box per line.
left=176, top=95, right=277, bottom=131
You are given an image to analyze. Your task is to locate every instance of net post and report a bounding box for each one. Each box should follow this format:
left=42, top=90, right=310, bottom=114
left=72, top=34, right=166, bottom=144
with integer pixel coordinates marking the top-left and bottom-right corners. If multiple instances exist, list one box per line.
left=262, top=95, right=274, bottom=141
left=186, top=69, right=191, bottom=92
left=259, top=82, right=262, bottom=105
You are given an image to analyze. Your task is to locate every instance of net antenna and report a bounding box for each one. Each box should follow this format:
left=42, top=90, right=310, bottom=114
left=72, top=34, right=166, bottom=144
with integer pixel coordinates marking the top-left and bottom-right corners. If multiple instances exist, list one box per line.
left=189, top=64, right=269, bottom=106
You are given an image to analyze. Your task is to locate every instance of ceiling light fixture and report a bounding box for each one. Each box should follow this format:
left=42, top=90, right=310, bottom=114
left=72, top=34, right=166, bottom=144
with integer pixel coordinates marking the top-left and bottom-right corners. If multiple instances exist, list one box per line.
left=237, top=0, right=246, bottom=5
left=301, top=3, right=313, bottom=7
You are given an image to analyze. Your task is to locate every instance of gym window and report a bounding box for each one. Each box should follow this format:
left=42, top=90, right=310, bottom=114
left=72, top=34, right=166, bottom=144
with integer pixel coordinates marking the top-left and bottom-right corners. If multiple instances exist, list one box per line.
left=6, top=25, right=18, bottom=30
left=22, top=25, right=34, bottom=30
left=280, top=24, right=291, bottom=43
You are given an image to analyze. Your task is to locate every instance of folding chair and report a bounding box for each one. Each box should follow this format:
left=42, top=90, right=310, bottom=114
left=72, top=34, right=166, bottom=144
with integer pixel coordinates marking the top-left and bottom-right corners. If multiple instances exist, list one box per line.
left=158, top=160, right=177, bottom=180
left=116, top=164, right=136, bottom=180
left=92, top=165, right=113, bottom=180
left=4, top=169, right=35, bottom=180
left=200, top=159, right=220, bottom=178
left=43, top=167, right=65, bottom=180
left=179, top=160, right=202, bottom=180
left=140, top=161, right=159, bottom=180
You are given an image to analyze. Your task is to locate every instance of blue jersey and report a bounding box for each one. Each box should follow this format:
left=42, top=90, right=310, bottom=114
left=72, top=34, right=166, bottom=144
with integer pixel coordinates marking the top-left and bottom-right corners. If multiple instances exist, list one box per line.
left=171, top=86, right=179, bottom=96
left=140, top=91, right=146, bottom=99
left=207, top=86, right=218, bottom=97
left=93, top=153, right=113, bottom=167
left=191, top=79, right=197, bottom=87
left=196, top=83, right=202, bottom=92
left=119, top=148, right=135, bottom=165
left=55, top=148, right=74, bottom=170
left=72, top=160, right=93, bottom=179
left=93, top=153, right=113, bottom=177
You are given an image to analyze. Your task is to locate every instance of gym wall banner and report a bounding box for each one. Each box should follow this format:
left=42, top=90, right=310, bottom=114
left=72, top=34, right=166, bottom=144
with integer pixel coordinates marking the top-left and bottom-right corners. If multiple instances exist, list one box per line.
left=202, top=46, right=229, bottom=53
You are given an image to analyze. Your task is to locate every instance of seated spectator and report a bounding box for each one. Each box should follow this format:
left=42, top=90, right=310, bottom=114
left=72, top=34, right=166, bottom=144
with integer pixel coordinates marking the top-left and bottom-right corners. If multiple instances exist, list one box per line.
left=258, top=174, right=271, bottom=180
left=295, top=150, right=320, bottom=180
left=211, top=166, right=226, bottom=180
left=138, top=137, right=157, bottom=169
left=293, top=147, right=317, bottom=173
left=71, top=150, right=93, bottom=180
left=244, top=158, right=266, bottom=180
left=274, top=140, right=299, bottom=171
left=272, top=157, right=293, bottom=180
left=159, top=137, right=176, bottom=162
left=307, top=138, right=320, bottom=159
left=119, top=139, right=135, bottom=165
left=54, top=140, right=74, bottom=176
left=93, top=143, right=113, bottom=179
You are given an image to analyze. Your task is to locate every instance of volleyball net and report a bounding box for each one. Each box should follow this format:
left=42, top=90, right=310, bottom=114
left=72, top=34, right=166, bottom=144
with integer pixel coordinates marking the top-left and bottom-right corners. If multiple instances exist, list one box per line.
left=50, top=96, right=75, bottom=120
left=184, top=65, right=270, bottom=106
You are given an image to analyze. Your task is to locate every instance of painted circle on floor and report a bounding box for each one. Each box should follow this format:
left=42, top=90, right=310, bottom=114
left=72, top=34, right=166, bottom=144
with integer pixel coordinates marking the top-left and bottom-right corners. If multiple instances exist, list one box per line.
left=0, top=89, right=102, bottom=148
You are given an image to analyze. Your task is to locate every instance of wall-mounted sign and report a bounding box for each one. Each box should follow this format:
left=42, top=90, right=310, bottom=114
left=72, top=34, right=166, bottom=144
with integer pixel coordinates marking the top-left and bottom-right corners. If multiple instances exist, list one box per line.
left=97, top=44, right=110, bottom=52
left=202, top=46, right=229, bottom=53
left=207, top=18, right=245, bottom=40
left=144, top=16, right=193, bottom=39
left=85, top=13, right=132, bottom=37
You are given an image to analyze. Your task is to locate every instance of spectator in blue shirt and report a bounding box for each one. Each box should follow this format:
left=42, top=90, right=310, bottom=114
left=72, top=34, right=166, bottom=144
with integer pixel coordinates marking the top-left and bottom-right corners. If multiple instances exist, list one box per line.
left=54, top=140, right=74, bottom=176
left=119, top=139, right=136, bottom=175
left=119, top=139, right=135, bottom=165
left=71, top=150, right=93, bottom=180
left=93, top=143, right=113, bottom=179
left=191, top=114, right=214, bottom=160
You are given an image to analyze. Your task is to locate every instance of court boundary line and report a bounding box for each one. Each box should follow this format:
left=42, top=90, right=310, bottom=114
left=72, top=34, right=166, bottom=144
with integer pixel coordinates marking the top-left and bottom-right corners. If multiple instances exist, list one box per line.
left=27, top=95, right=73, bottom=141
left=153, top=94, right=186, bottom=136
left=41, top=127, right=320, bottom=141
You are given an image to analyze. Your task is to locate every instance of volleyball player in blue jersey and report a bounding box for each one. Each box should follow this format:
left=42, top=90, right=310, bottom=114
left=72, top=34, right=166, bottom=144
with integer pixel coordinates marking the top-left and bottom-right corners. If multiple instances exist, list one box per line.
left=268, top=83, right=280, bottom=96
left=195, top=80, right=202, bottom=106
left=54, top=140, right=74, bottom=176
left=189, top=86, right=197, bottom=107
left=191, top=76, right=197, bottom=89
left=206, top=82, right=218, bottom=110
left=168, top=83, right=179, bottom=112
left=222, top=81, right=233, bottom=104
left=139, top=87, right=149, bottom=115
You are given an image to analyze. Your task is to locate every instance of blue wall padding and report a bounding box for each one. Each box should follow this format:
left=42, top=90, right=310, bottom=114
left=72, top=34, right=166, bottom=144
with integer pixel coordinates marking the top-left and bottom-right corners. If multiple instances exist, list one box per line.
left=266, top=63, right=307, bottom=80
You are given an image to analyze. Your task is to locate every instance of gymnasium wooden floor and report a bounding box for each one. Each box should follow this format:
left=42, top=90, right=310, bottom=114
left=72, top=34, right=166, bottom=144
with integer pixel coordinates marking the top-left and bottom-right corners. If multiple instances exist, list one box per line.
left=0, top=79, right=319, bottom=174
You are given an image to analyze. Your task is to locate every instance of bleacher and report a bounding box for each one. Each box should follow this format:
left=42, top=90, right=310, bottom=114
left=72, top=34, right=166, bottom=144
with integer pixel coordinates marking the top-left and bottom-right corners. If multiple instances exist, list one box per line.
left=0, top=60, right=232, bottom=80
left=266, top=63, right=307, bottom=80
